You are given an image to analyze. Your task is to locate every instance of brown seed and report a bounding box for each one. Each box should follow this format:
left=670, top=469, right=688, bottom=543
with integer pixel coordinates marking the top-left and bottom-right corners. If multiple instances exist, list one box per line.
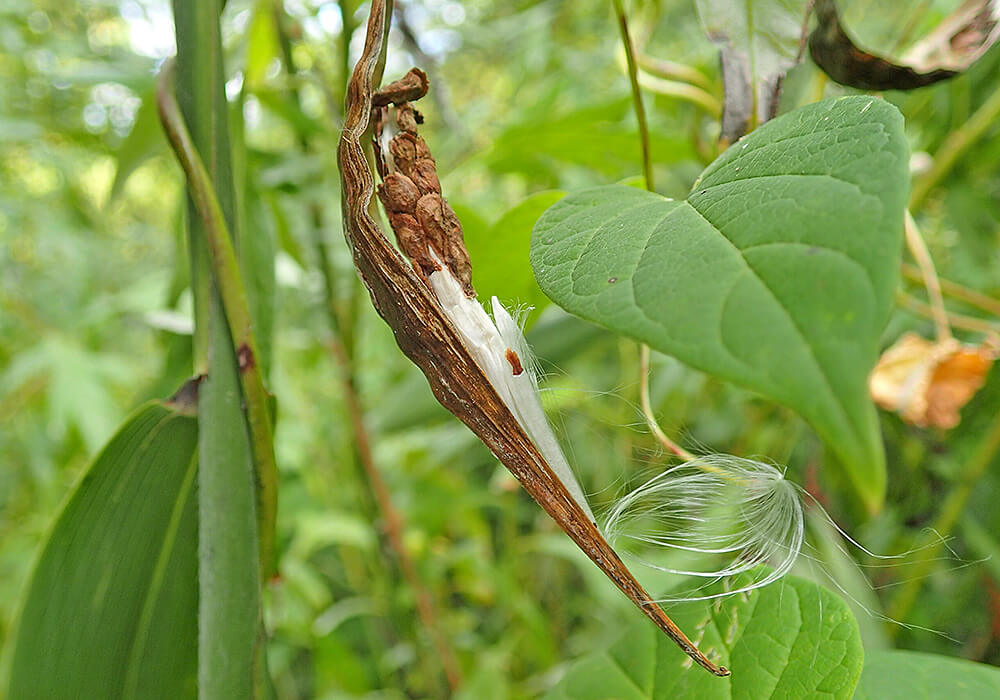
left=410, top=159, right=442, bottom=195
left=505, top=348, right=524, bottom=376
left=378, top=172, right=421, bottom=213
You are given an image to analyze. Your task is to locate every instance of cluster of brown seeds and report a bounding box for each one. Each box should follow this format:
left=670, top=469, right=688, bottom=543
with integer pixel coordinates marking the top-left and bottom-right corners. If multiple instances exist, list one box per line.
left=372, top=69, right=474, bottom=297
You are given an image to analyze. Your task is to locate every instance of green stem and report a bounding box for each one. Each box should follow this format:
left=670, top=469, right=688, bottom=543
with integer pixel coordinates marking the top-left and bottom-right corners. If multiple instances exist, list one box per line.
left=171, top=2, right=264, bottom=697
left=639, top=345, right=695, bottom=460
left=904, top=211, right=950, bottom=341
left=637, top=51, right=714, bottom=92
left=614, top=0, right=698, bottom=462
left=613, top=0, right=654, bottom=192
left=158, top=61, right=278, bottom=580
left=637, top=72, right=722, bottom=119
left=910, top=85, right=1000, bottom=210
left=888, top=408, right=1000, bottom=627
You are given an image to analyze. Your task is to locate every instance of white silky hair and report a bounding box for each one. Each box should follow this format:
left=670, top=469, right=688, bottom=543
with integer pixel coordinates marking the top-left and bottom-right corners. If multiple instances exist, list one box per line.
left=602, top=455, right=805, bottom=601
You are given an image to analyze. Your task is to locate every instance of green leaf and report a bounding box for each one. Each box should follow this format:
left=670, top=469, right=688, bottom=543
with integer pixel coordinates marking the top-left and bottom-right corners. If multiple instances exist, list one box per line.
left=8, top=400, right=198, bottom=700
left=245, top=0, right=282, bottom=90
left=546, top=572, right=863, bottom=699
left=232, top=94, right=276, bottom=377
left=532, top=96, right=908, bottom=511
left=488, top=98, right=694, bottom=183
left=853, top=650, right=1000, bottom=699
left=110, top=88, right=166, bottom=202
left=466, top=190, right=567, bottom=312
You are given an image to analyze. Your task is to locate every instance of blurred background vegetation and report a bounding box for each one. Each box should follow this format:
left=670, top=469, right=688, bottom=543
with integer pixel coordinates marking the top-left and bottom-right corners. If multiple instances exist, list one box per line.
left=1, top=1, right=999, bottom=697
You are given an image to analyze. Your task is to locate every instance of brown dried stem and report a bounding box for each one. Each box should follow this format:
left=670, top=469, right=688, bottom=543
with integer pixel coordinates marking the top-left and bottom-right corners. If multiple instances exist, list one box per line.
left=338, top=0, right=728, bottom=677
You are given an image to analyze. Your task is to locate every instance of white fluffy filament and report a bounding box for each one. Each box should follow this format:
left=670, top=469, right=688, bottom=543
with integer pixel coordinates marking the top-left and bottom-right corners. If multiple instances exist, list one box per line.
left=603, top=455, right=804, bottom=601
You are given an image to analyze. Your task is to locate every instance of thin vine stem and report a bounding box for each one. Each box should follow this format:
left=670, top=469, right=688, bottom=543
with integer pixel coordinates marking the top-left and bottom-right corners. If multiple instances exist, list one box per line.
left=904, top=211, right=951, bottom=341
left=613, top=0, right=654, bottom=192
left=614, top=0, right=695, bottom=462
left=157, top=60, right=279, bottom=578
left=639, top=345, right=695, bottom=460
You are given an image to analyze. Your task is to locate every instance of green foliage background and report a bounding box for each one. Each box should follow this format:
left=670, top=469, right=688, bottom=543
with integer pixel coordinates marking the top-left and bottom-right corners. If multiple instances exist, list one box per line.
left=2, top=0, right=1000, bottom=697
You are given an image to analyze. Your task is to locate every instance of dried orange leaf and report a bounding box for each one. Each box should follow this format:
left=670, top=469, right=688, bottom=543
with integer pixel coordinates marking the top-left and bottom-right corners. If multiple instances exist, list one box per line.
left=869, top=332, right=997, bottom=429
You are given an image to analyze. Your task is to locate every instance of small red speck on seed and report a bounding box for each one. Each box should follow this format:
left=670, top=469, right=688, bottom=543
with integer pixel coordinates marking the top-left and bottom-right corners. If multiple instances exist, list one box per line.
left=505, top=348, right=524, bottom=375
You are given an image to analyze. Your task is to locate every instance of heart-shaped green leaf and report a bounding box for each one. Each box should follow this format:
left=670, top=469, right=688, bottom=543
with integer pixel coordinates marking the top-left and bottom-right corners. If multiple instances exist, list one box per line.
left=8, top=400, right=198, bottom=700
left=545, top=571, right=863, bottom=699
left=531, top=96, right=908, bottom=511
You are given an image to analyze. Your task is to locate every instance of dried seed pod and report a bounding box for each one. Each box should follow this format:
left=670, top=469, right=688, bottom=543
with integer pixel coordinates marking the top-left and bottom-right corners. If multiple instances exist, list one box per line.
left=395, top=102, right=422, bottom=132
left=389, top=132, right=434, bottom=178
left=372, top=67, right=429, bottom=107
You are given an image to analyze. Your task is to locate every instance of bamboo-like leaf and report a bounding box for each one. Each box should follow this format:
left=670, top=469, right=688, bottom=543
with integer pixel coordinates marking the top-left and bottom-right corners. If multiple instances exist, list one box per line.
left=8, top=400, right=198, bottom=700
